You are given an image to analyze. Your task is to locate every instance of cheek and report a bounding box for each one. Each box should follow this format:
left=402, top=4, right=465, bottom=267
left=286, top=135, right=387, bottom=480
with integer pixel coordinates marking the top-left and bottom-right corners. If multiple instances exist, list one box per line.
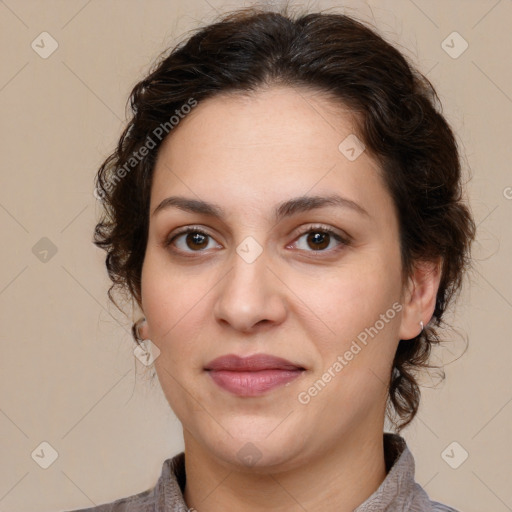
left=141, top=255, right=204, bottom=354
left=291, top=255, right=402, bottom=352
left=142, top=249, right=208, bottom=320
left=141, top=258, right=209, bottom=418
left=298, top=270, right=401, bottom=420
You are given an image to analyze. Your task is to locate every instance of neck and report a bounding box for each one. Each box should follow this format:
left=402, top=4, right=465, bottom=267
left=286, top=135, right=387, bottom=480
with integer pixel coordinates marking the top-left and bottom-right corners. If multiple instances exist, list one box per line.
left=182, top=428, right=387, bottom=512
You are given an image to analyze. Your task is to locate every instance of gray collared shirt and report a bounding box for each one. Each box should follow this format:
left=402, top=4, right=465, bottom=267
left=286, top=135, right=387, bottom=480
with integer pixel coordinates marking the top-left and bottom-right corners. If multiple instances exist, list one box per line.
left=65, top=433, right=459, bottom=511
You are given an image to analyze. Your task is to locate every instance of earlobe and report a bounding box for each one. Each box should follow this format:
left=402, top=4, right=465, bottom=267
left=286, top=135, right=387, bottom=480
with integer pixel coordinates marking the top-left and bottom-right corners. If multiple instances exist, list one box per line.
left=398, top=259, right=442, bottom=340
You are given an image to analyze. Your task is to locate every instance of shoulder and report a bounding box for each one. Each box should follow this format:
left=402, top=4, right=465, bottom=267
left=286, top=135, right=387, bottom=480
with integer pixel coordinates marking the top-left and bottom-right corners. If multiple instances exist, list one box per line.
left=407, top=483, right=461, bottom=511
left=62, top=485, right=156, bottom=512
left=62, top=452, right=188, bottom=512
left=430, top=500, right=461, bottom=511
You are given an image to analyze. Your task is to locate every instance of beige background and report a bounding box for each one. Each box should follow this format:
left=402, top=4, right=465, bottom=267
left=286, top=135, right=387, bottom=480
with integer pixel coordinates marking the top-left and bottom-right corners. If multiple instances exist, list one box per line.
left=0, top=0, right=510, bottom=511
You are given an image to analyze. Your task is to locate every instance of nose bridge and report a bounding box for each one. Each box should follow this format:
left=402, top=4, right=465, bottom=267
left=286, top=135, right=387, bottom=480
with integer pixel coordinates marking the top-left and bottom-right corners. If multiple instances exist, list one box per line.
left=226, top=236, right=270, bottom=301
left=213, top=235, right=286, bottom=330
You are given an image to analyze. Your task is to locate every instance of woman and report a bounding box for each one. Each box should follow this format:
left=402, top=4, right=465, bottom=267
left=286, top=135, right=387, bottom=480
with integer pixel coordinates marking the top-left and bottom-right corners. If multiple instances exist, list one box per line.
left=72, top=5, right=475, bottom=511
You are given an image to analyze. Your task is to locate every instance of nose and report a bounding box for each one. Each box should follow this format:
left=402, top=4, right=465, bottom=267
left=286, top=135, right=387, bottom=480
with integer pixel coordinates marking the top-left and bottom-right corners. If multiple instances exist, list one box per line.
left=212, top=246, right=287, bottom=333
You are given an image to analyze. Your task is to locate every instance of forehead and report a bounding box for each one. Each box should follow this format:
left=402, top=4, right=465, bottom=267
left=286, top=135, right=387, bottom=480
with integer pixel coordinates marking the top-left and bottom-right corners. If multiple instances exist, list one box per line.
left=150, top=86, right=393, bottom=224
left=155, top=85, right=360, bottom=166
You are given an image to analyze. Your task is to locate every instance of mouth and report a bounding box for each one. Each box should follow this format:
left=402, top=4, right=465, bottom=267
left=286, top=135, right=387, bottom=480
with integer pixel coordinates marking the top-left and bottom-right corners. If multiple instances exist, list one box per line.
left=204, top=354, right=306, bottom=397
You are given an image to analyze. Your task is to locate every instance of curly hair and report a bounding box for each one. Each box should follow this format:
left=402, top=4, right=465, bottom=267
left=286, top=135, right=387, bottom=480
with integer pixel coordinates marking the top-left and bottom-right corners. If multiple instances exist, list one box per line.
left=93, top=5, right=476, bottom=431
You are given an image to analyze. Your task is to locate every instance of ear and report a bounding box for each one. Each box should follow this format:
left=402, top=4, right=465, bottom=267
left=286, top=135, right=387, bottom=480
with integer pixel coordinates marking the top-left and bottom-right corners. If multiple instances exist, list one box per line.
left=136, top=317, right=150, bottom=340
left=398, top=258, right=443, bottom=340
left=134, top=296, right=150, bottom=340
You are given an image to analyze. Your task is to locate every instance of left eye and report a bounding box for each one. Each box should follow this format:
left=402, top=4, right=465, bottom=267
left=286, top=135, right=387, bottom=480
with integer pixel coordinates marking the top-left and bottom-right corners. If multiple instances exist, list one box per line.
left=169, top=229, right=220, bottom=252
left=291, top=227, right=347, bottom=252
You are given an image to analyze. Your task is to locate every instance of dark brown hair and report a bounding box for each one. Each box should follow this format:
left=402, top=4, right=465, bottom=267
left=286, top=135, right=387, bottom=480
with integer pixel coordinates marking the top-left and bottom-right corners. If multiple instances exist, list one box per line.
left=93, top=5, right=476, bottom=431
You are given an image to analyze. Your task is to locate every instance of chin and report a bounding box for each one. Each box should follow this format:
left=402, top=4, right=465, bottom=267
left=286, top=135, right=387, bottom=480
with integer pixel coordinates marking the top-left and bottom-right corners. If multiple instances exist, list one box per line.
left=199, top=421, right=309, bottom=473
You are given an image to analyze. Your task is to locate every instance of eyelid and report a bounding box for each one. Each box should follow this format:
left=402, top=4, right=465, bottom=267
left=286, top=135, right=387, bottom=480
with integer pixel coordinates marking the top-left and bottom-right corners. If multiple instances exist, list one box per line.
left=289, top=223, right=352, bottom=245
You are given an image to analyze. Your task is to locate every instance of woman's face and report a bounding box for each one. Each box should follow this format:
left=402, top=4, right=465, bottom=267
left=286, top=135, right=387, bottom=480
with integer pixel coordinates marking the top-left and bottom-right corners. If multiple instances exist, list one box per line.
left=140, top=86, right=419, bottom=470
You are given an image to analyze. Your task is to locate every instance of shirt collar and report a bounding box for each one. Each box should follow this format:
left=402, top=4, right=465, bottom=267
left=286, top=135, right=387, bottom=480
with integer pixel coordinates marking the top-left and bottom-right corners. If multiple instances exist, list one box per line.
left=354, top=433, right=418, bottom=511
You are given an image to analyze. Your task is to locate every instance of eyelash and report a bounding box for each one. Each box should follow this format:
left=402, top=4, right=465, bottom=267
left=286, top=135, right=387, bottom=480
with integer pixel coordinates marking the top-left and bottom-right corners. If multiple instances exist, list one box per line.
left=163, top=224, right=351, bottom=256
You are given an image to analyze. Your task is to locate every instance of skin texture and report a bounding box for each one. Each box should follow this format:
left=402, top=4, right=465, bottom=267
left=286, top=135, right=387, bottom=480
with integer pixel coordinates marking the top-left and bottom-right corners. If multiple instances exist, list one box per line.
left=138, top=85, right=442, bottom=511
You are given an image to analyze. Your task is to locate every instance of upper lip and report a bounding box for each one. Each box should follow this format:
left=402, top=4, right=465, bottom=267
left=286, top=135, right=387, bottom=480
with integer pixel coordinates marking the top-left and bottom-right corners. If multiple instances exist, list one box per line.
left=204, top=354, right=304, bottom=372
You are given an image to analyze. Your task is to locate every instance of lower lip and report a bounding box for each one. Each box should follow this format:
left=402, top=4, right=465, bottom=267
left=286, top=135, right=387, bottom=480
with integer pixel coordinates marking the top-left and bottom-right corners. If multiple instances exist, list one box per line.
left=207, top=369, right=303, bottom=396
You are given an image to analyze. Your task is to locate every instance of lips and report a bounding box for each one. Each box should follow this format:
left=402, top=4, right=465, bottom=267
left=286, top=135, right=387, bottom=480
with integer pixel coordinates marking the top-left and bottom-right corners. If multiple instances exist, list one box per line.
left=204, top=354, right=305, bottom=396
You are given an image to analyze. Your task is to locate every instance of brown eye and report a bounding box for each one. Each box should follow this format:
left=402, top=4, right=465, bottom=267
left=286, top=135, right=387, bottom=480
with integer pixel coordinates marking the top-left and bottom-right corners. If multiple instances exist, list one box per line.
left=166, top=228, right=220, bottom=253
left=292, top=226, right=348, bottom=253
left=185, top=232, right=209, bottom=250
left=306, top=231, right=330, bottom=250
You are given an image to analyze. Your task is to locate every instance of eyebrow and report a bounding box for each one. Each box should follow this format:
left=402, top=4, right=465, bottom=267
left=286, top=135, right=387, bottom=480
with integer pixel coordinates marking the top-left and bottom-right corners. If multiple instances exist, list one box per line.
left=152, top=194, right=370, bottom=221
